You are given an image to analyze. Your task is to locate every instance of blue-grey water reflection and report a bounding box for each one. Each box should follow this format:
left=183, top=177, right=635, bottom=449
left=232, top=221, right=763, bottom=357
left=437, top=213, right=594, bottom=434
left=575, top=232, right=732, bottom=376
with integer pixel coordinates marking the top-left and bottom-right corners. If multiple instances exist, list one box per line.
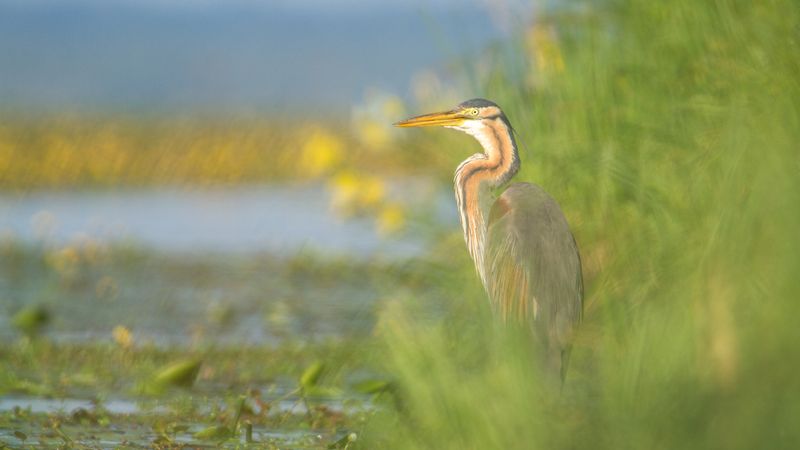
left=0, top=184, right=457, bottom=344
left=0, top=184, right=454, bottom=257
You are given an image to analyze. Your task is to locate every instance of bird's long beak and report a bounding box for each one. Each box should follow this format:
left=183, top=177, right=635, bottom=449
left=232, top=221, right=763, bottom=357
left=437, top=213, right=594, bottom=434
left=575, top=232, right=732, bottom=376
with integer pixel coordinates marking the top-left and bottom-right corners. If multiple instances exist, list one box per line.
left=394, top=110, right=464, bottom=128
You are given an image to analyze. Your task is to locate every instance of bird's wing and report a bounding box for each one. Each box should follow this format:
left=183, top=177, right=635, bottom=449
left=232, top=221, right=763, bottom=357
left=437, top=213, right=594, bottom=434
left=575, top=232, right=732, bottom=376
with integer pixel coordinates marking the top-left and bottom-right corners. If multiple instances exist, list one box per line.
left=485, top=182, right=583, bottom=349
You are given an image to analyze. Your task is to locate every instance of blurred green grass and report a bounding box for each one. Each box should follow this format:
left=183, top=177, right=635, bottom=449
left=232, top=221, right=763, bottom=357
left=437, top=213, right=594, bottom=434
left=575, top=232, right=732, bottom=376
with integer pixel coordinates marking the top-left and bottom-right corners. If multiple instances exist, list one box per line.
left=365, top=0, right=800, bottom=448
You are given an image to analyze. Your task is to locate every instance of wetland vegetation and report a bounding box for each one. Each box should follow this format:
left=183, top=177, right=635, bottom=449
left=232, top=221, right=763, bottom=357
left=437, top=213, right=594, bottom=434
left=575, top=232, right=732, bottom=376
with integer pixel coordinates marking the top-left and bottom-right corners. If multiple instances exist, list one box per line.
left=2, top=0, right=800, bottom=448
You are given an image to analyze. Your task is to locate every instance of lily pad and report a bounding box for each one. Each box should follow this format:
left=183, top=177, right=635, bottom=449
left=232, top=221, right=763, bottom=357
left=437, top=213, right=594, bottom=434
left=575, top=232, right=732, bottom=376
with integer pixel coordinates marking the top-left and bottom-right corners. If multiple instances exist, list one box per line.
left=153, top=358, right=203, bottom=388
left=12, top=305, right=50, bottom=336
left=300, top=361, right=325, bottom=390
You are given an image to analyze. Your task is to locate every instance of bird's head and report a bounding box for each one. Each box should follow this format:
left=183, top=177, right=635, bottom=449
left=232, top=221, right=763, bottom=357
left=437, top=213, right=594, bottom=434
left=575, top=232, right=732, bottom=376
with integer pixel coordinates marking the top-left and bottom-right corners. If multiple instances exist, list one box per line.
left=394, top=98, right=509, bottom=136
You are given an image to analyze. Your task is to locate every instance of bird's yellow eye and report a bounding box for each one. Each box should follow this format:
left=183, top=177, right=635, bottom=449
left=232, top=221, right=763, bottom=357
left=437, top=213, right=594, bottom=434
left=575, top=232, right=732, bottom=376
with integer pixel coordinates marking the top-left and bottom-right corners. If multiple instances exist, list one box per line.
left=468, top=108, right=479, bottom=116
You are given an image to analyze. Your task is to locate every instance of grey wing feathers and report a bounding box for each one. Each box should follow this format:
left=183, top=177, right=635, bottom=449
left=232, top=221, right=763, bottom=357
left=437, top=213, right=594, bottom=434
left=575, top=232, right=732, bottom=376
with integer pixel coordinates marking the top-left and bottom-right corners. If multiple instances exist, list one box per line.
left=485, top=182, right=583, bottom=351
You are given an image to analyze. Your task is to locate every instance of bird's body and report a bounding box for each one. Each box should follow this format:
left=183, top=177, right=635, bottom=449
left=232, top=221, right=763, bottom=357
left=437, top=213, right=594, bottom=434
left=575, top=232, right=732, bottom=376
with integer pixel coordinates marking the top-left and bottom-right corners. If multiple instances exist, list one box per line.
left=486, top=182, right=583, bottom=376
left=396, top=98, right=583, bottom=379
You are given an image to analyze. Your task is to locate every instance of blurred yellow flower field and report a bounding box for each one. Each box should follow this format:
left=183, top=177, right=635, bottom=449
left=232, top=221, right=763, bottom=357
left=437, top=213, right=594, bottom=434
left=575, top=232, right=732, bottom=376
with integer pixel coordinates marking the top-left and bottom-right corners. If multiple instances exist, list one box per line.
left=0, top=116, right=441, bottom=190
left=0, top=113, right=438, bottom=236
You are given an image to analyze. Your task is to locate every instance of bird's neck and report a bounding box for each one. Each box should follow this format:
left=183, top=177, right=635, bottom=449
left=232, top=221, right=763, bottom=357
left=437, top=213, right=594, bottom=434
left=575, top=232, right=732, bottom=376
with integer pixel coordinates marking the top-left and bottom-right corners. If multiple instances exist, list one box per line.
left=453, top=117, right=520, bottom=285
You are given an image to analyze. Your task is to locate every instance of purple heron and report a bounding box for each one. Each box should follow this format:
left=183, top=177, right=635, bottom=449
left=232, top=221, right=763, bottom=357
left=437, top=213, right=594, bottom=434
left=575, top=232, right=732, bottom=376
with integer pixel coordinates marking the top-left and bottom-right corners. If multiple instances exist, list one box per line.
left=395, top=98, right=583, bottom=379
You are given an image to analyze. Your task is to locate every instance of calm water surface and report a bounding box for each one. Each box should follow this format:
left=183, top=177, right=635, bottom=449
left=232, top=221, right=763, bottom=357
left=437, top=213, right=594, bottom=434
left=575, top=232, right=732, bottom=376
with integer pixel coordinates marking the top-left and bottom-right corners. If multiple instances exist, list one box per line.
left=0, top=184, right=455, bottom=345
left=0, top=184, right=454, bottom=258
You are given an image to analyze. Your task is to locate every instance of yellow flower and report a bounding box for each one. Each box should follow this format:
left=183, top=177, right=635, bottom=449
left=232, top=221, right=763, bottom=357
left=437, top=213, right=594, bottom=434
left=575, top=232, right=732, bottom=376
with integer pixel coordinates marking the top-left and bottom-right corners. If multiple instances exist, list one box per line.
left=382, top=95, right=405, bottom=118
left=351, top=89, right=405, bottom=150
left=354, top=118, right=391, bottom=149
left=329, top=171, right=360, bottom=215
left=526, top=25, right=565, bottom=76
left=46, top=246, right=80, bottom=278
left=358, top=176, right=385, bottom=208
left=112, top=325, right=133, bottom=349
left=329, top=171, right=386, bottom=216
left=300, top=129, right=344, bottom=178
left=376, top=203, right=407, bottom=236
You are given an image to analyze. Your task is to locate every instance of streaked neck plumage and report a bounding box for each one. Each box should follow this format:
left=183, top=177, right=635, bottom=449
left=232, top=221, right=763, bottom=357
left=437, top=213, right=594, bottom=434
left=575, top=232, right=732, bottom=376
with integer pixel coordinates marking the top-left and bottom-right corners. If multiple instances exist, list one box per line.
left=451, top=116, right=520, bottom=286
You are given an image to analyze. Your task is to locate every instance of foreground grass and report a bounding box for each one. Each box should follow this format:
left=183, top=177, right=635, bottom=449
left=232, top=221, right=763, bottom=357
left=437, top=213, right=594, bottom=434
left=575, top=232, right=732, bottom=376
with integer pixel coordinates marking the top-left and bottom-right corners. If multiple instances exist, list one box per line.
left=362, top=0, right=800, bottom=449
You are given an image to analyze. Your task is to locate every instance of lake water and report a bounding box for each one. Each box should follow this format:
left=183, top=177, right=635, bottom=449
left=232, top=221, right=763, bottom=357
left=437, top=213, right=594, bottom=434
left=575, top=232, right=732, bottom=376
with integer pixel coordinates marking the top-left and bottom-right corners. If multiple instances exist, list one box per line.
left=0, top=184, right=457, bottom=345
left=0, top=184, right=455, bottom=258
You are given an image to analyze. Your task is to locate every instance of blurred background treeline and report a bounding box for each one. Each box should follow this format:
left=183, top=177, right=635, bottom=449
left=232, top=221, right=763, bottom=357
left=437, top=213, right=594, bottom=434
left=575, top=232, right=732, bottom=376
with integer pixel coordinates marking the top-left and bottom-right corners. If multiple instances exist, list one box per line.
left=1, top=0, right=799, bottom=448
